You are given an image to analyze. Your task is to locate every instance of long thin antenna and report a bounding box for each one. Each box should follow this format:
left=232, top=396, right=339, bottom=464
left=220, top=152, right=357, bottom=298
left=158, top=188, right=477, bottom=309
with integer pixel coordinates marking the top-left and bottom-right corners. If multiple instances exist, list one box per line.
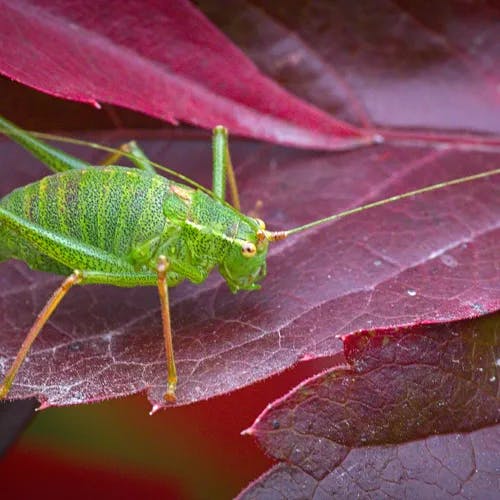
left=266, top=168, right=500, bottom=240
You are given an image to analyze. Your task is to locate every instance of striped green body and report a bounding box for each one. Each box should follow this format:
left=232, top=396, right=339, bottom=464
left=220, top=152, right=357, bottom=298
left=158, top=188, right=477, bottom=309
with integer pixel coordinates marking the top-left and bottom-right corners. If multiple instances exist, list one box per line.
left=0, top=166, right=267, bottom=290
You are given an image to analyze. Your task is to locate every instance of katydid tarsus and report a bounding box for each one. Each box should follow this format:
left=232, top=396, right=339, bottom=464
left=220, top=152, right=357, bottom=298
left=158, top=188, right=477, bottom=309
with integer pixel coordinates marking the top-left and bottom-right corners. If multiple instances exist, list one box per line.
left=0, top=115, right=498, bottom=403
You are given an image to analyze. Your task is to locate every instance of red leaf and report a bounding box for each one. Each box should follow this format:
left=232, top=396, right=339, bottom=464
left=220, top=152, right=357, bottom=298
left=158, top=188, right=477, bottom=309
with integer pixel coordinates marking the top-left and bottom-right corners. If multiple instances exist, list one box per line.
left=199, top=0, right=500, bottom=135
left=241, top=314, right=499, bottom=498
left=0, top=134, right=498, bottom=408
left=0, top=0, right=368, bottom=150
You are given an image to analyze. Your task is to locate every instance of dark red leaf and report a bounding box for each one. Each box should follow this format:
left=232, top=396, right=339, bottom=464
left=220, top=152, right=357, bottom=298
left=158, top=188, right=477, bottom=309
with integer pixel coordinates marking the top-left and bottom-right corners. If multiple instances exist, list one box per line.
left=0, top=0, right=368, bottom=150
left=199, top=0, right=500, bottom=135
left=241, top=425, right=500, bottom=499
left=0, top=134, right=498, bottom=409
left=241, top=314, right=500, bottom=498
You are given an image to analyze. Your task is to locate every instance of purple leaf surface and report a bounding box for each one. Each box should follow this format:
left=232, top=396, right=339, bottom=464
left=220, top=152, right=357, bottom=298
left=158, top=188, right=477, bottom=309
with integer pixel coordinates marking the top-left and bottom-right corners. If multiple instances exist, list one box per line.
left=0, top=0, right=368, bottom=150
left=241, top=425, right=500, bottom=499
left=0, top=134, right=498, bottom=409
left=241, top=314, right=500, bottom=498
left=199, top=0, right=500, bottom=135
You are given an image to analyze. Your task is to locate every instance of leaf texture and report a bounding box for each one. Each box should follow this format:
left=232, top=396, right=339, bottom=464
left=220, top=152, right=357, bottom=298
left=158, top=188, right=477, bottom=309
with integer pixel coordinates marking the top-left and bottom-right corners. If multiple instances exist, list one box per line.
left=241, top=314, right=500, bottom=498
left=0, top=135, right=498, bottom=408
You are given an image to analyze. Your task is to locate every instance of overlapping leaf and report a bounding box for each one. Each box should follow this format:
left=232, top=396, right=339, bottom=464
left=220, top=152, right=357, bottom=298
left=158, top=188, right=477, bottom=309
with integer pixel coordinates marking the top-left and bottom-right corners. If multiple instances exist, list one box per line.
left=240, top=314, right=500, bottom=498
left=0, top=0, right=368, bottom=150
left=199, top=0, right=500, bottom=135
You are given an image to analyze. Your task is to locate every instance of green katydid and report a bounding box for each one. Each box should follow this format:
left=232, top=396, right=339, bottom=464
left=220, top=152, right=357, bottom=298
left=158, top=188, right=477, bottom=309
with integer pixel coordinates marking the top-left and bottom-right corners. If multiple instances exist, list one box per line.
left=0, top=114, right=498, bottom=403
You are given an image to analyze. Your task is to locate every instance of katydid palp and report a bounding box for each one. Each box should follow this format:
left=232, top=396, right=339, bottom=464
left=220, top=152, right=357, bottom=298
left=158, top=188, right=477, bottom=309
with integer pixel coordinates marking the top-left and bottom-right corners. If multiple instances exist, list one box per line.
left=0, top=115, right=498, bottom=403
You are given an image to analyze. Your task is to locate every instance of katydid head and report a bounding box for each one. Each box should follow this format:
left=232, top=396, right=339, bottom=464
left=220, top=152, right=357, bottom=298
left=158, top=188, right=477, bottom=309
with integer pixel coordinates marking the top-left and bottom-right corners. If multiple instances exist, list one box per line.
left=219, top=217, right=270, bottom=293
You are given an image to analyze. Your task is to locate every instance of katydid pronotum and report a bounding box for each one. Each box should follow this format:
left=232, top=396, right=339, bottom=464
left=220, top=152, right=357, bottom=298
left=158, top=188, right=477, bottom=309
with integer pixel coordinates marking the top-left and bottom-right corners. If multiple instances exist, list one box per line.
left=0, top=115, right=498, bottom=402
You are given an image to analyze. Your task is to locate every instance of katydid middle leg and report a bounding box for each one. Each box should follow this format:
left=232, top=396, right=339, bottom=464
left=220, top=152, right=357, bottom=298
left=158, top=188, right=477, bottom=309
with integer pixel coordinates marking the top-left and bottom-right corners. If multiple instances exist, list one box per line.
left=156, top=255, right=177, bottom=402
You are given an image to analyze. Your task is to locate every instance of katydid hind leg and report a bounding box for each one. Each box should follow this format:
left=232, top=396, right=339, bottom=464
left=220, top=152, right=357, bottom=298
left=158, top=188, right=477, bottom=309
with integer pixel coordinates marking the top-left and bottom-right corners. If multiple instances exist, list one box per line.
left=100, top=140, right=155, bottom=173
left=0, top=271, right=82, bottom=399
left=156, top=255, right=177, bottom=402
left=0, top=115, right=89, bottom=173
left=212, top=126, right=241, bottom=210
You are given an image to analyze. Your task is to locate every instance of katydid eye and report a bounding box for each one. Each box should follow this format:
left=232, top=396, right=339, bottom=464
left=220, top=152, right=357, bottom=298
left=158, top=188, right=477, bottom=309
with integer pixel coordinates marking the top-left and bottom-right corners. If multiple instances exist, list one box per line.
left=242, top=242, right=257, bottom=257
